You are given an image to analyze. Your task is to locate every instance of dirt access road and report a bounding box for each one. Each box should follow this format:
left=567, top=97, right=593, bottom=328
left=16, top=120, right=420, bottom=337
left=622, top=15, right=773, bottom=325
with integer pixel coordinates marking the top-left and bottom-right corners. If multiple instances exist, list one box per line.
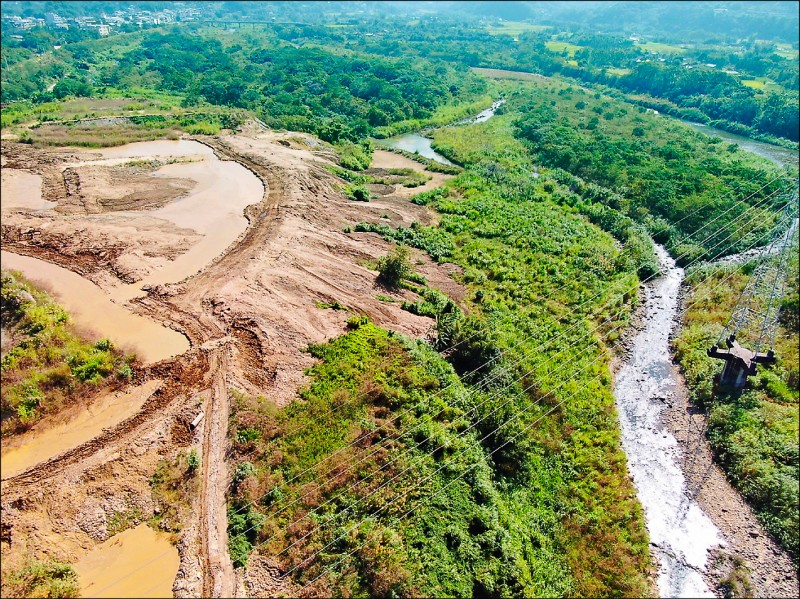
left=1, top=130, right=463, bottom=596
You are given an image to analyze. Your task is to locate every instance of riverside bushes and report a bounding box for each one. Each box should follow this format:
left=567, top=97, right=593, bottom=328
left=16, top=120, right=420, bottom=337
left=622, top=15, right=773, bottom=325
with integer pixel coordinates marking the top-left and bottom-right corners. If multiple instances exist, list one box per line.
left=674, top=249, right=799, bottom=560
left=228, top=125, right=653, bottom=594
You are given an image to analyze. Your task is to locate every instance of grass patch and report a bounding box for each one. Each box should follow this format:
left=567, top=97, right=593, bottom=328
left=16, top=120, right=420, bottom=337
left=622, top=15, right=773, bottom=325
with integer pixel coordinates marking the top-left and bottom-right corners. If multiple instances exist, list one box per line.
left=107, top=507, right=145, bottom=536
left=342, top=183, right=372, bottom=202
left=149, top=449, right=201, bottom=535
left=315, top=301, right=348, bottom=311
left=2, top=559, right=80, bottom=598
left=471, top=67, right=544, bottom=81
left=636, top=41, right=686, bottom=54
left=545, top=41, right=583, bottom=57
left=741, top=79, right=767, bottom=90
left=1, top=271, right=134, bottom=436
left=487, top=22, right=551, bottom=36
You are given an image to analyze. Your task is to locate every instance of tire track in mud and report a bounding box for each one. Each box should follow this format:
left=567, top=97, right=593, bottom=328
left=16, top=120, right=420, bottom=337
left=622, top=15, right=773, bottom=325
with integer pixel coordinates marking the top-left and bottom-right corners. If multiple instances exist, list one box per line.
left=0, top=350, right=211, bottom=490
left=199, top=348, right=236, bottom=598
left=182, top=136, right=284, bottom=597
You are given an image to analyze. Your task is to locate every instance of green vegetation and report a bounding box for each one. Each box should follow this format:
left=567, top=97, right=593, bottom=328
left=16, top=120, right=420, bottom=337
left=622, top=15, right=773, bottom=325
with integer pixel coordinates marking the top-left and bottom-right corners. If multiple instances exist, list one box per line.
left=341, top=183, right=372, bottom=202
left=410, top=187, right=448, bottom=206
left=2, top=27, right=489, bottom=144
left=1, top=559, right=80, bottom=599
left=21, top=110, right=243, bottom=147
left=372, top=93, right=497, bottom=139
left=487, top=22, right=551, bottom=36
left=149, top=449, right=201, bottom=535
left=545, top=40, right=583, bottom=57
left=635, top=41, right=686, bottom=55
left=106, top=507, right=145, bottom=536
left=3, top=4, right=798, bottom=594
left=315, top=301, right=348, bottom=311
left=1, top=272, right=134, bottom=436
left=376, top=245, right=413, bottom=289
left=673, top=247, right=799, bottom=559
left=229, top=319, right=651, bottom=595
left=226, top=96, right=662, bottom=592
left=444, top=78, right=791, bottom=264
left=336, top=141, right=373, bottom=171
left=264, top=16, right=800, bottom=144
left=718, top=555, right=754, bottom=599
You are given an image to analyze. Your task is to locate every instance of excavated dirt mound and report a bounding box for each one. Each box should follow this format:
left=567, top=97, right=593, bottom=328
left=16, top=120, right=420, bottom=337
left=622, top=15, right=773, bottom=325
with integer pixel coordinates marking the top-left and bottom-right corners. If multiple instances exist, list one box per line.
left=66, top=163, right=197, bottom=214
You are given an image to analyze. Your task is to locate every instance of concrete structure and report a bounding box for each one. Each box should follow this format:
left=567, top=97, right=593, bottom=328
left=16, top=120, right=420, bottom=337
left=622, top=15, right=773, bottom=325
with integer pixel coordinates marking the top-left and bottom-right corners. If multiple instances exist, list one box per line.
left=707, top=334, right=776, bottom=389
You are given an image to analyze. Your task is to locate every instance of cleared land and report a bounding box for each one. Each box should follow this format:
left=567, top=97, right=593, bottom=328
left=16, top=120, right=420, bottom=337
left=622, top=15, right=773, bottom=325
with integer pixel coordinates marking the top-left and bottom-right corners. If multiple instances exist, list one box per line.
left=0, top=127, right=466, bottom=596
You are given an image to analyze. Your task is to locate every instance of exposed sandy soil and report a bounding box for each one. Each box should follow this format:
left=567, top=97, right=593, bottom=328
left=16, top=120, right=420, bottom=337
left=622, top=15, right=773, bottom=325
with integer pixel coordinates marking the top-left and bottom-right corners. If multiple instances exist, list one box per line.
left=0, top=128, right=465, bottom=597
left=62, top=162, right=197, bottom=214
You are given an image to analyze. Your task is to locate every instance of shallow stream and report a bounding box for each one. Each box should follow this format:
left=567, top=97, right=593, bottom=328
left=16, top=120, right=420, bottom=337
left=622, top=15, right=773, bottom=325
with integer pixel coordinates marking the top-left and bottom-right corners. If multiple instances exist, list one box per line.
left=680, top=121, right=798, bottom=168
left=381, top=98, right=505, bottom=165
left=614, top=245, right=724, bottom=597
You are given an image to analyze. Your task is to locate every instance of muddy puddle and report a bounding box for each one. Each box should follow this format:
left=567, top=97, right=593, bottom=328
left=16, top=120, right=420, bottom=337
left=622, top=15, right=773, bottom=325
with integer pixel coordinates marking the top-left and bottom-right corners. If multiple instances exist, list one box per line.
left=614, top=245, right=724, bottom=597
left=61, top=139, right=265, bottom=298
left=0, top=380, right=162, bottom=479
left=92, top=138, right=216, bottom=160
left=114, top=156, right=263, bottom=295
left=73, top=523, right=180, bottom=598
left=0, top=169, right=56, bottom=211
left=0, top=251, right=189, bottom=363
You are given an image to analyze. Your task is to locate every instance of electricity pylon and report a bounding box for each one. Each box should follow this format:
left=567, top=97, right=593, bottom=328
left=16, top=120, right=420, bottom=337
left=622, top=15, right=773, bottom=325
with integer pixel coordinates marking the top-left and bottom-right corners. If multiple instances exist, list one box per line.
left=708, top=193, right=799, bottom=389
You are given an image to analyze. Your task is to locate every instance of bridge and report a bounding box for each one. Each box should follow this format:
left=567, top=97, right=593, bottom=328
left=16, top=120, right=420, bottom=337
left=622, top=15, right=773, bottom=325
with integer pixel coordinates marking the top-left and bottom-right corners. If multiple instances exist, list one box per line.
left=199, top=20, right=310, bottom=28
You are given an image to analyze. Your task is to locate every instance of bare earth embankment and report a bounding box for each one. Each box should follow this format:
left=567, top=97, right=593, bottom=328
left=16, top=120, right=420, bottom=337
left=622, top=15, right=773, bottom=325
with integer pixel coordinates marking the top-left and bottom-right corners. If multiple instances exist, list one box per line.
left=0, top=128, right=464, bottom=597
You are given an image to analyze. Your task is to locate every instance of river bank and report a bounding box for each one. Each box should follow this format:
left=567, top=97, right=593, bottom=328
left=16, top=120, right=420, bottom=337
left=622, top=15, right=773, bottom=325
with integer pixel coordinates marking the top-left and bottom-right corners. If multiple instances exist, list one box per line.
left=610, top=245, right=798, bottom=597
left=664, top=275, right=798, bottom=597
